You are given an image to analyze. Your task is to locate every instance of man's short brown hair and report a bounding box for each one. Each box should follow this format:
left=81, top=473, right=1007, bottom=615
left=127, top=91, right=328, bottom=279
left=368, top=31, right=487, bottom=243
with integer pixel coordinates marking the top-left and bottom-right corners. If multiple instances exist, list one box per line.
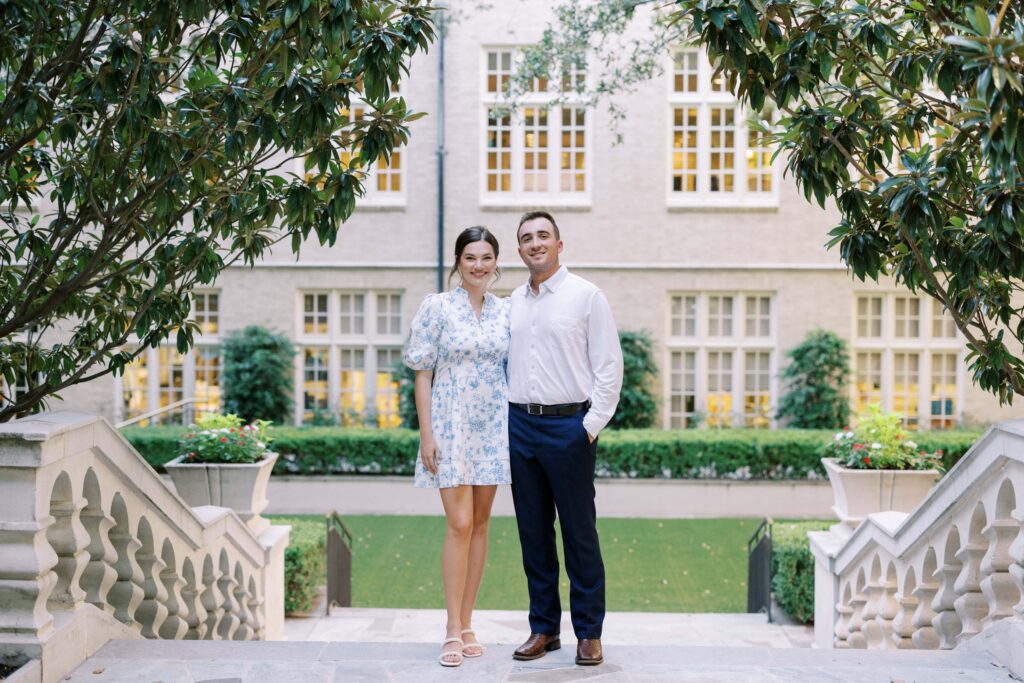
left=517, top=210, right=560, bottom=241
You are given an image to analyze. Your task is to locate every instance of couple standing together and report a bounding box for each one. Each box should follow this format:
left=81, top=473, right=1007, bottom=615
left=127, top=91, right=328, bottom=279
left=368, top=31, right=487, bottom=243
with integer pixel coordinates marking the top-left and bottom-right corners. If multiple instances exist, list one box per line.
left=403, top=210, right=624, bottom=668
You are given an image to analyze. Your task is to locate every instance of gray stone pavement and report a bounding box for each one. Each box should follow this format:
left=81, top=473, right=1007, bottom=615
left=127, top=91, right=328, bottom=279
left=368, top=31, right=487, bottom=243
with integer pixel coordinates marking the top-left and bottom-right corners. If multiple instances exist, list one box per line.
left=66, top=638, right=1016, bottom=683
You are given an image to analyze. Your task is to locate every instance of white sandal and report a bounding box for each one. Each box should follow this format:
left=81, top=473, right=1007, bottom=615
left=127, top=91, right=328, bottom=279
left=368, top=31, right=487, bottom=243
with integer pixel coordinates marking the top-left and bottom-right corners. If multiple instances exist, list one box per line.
left=461, top=628, right=485, bottom=657
left=438, top=637, right=464, bottom=667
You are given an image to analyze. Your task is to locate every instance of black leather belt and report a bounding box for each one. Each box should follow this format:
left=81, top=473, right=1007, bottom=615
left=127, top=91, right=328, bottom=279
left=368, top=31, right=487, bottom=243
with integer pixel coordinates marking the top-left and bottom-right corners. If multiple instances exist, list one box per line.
left=511, top=400, right=590, bottom=417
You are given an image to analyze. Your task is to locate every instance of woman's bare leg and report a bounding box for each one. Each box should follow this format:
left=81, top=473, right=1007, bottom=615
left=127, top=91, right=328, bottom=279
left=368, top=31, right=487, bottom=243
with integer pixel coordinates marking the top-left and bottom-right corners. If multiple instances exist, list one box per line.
left=439, top=485, right=474, bottom=663
left=459, top=485, right=498, bottom=653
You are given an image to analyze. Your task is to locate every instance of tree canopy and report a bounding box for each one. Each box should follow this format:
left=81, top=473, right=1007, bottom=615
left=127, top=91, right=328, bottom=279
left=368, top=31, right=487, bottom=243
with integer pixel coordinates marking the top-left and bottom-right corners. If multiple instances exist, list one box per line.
left=0, top=0, right=435, bottom=420
left=515, top=0, right=1024, bottom=405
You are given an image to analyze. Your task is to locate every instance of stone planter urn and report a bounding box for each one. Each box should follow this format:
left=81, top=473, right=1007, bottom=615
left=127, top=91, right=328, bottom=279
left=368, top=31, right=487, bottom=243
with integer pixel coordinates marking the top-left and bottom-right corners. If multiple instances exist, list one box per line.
left=821, top=457, right=940, bottom=536
left=165, top=451, right=278, bottom=535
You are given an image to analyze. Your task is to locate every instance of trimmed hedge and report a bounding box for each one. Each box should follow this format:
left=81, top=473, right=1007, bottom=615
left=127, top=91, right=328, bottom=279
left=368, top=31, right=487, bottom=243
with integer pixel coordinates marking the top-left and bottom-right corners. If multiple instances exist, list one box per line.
left=771, top=520, right=833, bottom=624
left=270, top=515, right=326, bottom=615
left=121, top=425, right=984, bottom=480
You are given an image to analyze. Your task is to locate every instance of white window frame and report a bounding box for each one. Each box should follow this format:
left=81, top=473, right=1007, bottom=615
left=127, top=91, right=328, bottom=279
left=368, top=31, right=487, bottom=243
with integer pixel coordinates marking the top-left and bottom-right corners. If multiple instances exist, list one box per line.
left=480, top=47, right=592, bottom=208
left=294, top=289, right=406, bottom=426
left=851, top=292, right=967, bottom=428
left=667, top=48, right=780, bottom=209
left=665, top=291, right=778, bottom=429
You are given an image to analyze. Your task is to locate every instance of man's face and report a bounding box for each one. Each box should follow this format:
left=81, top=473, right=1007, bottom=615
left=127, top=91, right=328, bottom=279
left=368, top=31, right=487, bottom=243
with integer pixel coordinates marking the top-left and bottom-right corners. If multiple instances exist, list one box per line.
left=517, top=217, right=562, bottom=275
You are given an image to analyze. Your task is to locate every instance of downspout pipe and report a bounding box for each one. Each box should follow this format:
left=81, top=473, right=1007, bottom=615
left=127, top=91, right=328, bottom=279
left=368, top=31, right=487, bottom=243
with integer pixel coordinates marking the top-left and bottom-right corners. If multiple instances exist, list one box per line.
left=436, top=5, right=447, bottom=293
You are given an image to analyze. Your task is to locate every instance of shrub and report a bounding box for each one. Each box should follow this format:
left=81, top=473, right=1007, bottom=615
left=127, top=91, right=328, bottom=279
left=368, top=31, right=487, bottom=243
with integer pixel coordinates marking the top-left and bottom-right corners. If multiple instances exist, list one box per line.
left=270, top=515, right=326, bottom=615
left=609, top=330, right=658, bottom=429
left=776, top=330, right=851, bottom=429
left=771, top=520, right=833, bottom=624
left=824, top=404, right=944, bottom=471
left=395, top=361, right=418, bottom=430
left=121, top=425, right=984, bottom=479
left=222, top=326, right=295, bottom=424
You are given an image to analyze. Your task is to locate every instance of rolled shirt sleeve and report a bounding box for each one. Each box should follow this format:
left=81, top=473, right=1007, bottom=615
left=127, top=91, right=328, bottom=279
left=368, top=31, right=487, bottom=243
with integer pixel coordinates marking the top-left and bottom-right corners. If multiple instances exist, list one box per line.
left=404, top=294, right=443, bottom=371
left=582, top=290, right=623, bottom=438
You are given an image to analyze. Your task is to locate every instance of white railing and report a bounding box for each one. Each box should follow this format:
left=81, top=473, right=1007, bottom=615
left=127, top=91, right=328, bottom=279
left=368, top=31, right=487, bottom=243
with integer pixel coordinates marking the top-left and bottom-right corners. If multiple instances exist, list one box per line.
left=811, top=421, right=1024, bottom=651
left=0, top=412, right=289, bottom=683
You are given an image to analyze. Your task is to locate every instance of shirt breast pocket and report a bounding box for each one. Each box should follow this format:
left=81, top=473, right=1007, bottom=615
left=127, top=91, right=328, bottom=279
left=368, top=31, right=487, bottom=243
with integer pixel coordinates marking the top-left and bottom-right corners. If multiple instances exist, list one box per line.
left=550, top=314, right=585, bottom=350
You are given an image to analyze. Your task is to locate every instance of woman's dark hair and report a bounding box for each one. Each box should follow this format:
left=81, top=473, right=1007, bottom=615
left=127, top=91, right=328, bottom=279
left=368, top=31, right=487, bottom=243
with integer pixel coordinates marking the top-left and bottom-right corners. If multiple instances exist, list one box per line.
left=448, top=226, right=501, bottom=288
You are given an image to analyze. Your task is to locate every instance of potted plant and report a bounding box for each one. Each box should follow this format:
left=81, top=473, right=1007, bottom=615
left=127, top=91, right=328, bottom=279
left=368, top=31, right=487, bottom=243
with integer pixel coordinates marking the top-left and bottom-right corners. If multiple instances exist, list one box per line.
left=821, top=404, right=944, bottom=534
left=165, top=414, right=277, bottom=534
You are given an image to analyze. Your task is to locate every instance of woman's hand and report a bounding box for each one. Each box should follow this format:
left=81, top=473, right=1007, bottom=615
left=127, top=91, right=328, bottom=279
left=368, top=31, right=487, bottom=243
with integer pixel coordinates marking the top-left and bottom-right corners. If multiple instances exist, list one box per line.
left=420, top=436, right=441, bottom=474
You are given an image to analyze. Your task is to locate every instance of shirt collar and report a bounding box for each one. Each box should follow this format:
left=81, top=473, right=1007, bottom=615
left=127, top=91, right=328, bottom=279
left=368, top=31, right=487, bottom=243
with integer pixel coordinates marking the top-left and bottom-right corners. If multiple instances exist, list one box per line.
left=525, top=265, right=568, bottom=298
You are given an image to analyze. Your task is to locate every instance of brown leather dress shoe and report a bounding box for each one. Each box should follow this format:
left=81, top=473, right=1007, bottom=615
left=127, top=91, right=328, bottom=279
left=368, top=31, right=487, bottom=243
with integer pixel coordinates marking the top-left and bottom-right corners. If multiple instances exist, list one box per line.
left=512, top=633, right=561, bottom=661
left=575, top=638, right=603, bottom=665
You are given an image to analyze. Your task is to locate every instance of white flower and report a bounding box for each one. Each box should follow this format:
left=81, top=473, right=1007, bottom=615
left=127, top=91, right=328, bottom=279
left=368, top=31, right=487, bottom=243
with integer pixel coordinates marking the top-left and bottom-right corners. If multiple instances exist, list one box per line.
left=846, top=431, right=854, bottom=438
left=834, top=433, right=843, bottom=441
left=906, top=440, right=917, bottom=449
left=871, top=442, right=882, bottom=449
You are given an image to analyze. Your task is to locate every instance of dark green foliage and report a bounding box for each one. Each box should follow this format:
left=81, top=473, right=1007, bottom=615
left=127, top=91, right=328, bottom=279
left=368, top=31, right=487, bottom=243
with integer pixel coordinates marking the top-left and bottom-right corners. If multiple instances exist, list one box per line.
left=222, top=327, right=295, bottom=424
left=395, top=361, right=418, bottom=430
left=272, top=516, right=326, bottom=614
left=0, top=0, right=436, bottom=420
left=122, top=425, right=983, bottom=479
left=609, top=330, right=658, bottom=429
left=771, top=520, right=834, bottom=624
left=776, top=330, right=851, bottom=429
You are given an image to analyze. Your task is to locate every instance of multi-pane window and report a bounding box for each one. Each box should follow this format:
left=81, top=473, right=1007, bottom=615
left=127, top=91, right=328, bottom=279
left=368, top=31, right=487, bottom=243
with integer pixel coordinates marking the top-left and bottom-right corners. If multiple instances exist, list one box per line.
left=852, top=293, right=962, bottom=428
left=297, top=290, right=404, bottom=426
left=304, top=293, right=329, bottom=335
left=158, top=347, right=185, bottom=411
left=666, top=293, right=776, bottom=429
left=194, top=347, right=221, bottom=418
left=303, top=348, right=330, bottom=418
left=308, top=104, right=404, bottom=203
left=194, top=292, right=219, bottom=335
left=668, top=48, right=777, bottom=206
left=482, top=49, right=589, bottom=203
left=121, top=351, right=149, bottom=421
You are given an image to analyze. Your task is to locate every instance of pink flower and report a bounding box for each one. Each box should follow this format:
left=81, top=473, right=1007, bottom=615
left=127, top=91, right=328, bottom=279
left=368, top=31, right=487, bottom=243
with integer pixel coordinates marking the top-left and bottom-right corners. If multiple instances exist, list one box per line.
left=220, top=437, right=228, bottom=443
left=863, top=456, right=872, bottom=465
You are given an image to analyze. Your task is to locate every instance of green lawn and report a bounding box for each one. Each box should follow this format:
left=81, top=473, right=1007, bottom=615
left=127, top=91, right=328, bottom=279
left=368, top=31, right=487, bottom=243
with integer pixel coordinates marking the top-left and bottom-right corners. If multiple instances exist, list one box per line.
left=269, top=515, right=764, bottom=612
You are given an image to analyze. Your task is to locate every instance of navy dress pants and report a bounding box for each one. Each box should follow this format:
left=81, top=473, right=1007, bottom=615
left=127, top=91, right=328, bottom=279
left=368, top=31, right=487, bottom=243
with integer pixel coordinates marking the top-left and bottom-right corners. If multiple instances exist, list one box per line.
left=509, top=403, right=605, bottom=639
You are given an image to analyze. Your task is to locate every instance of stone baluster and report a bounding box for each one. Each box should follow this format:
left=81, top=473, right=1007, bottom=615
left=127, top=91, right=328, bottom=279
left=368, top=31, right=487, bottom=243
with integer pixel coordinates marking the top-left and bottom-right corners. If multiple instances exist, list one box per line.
left=1008, top=509, right=1024, bottom=619
left=847, top=590, right=868, bottom=649
left=931, top=561, right=962, bottom=649
left=247, top=577, right=264, bottom=640
left=158, top=551, right=188, bottom=640
left=79, top=499, right=117, bottom=611
left=216, top=557, right=241, bottom=641
left=891, top=588, right=917, bottom=649
left=860, top=574, right=888, bottom=649
left=200, top=558, right=224, bottom=640
left=181, top=560, right=207, bottom=640
left=874, top=572, right=899, bottom=650
left=45, top=486, right=90, bottom=609
left=953, top=540, right=989, bottom=644
left=232, top=569, right=255, bottom=641
left=834, top=602, right=853, bottom=649
left=133, top=536, right=169, bottom=638
left=107, top=513, right=144, bottom=628
left=911, top=576, right=939, bottom=649
left=980, top=518, right=1020, bottom=629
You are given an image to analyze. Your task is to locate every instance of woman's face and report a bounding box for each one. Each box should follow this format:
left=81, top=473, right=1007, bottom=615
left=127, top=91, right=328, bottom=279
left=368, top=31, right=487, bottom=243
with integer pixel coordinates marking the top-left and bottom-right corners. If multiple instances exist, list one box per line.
left=458, top=240, right=497, bottom=288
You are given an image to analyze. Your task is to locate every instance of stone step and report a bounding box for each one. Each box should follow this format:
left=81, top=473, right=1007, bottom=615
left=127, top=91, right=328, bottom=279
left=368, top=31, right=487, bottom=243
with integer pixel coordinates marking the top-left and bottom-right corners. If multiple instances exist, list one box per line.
left=66, top=639, right=1016, bottom=683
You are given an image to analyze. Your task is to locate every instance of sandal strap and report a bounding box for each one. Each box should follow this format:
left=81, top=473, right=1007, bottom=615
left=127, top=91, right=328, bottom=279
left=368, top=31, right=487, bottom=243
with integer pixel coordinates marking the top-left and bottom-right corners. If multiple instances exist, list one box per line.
left=460, top=628, right=475, bottom=635
left=442, top=637, right=464, bottom=646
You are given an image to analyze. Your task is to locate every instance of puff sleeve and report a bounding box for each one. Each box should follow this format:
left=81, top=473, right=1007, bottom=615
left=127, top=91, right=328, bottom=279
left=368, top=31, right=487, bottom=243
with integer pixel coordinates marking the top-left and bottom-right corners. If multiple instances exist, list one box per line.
left=404, top=294, right=444, bottom=371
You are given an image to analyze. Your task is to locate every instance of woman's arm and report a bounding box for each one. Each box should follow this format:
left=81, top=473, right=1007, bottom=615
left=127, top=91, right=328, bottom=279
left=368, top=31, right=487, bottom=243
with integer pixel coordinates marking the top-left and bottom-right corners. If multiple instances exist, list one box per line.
left=414, top=369, right=440, bottom=474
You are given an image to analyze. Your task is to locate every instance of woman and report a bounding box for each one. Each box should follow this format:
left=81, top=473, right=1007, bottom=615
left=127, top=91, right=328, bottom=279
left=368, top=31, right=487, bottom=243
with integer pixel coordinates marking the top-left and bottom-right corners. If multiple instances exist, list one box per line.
left=404, top=226, right=511, bottom=667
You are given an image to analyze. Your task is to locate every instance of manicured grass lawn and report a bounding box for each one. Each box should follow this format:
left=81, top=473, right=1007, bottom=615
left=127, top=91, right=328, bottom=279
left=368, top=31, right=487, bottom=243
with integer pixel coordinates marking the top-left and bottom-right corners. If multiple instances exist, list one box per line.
left=269, top=515, right=763, bottom=612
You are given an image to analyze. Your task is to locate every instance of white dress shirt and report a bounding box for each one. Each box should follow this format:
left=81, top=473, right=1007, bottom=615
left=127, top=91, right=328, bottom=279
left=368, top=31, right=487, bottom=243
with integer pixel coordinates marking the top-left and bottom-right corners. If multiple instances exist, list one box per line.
left=508, top=265, right=624, bottom=436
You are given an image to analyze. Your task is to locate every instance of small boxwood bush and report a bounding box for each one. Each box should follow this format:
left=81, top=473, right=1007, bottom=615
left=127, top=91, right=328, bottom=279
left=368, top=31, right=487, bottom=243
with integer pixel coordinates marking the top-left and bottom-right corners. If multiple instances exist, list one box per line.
left=121, top=425, right=983, bottom=480
left=771, top=520, right=834, bottom=624
left=270, top=515, right=326, bottom=615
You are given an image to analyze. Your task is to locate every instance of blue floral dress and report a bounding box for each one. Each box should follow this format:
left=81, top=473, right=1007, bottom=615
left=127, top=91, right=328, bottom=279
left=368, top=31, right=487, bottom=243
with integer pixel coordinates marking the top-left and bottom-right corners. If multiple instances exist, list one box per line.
left=404, top=288, right=512, bottom=488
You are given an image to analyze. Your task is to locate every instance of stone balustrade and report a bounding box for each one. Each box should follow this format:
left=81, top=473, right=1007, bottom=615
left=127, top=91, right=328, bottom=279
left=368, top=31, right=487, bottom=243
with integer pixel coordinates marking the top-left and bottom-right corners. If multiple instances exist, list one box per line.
left=0, top=412, right=289, bottom=683
left=811, top=421, right=1024, bottom=650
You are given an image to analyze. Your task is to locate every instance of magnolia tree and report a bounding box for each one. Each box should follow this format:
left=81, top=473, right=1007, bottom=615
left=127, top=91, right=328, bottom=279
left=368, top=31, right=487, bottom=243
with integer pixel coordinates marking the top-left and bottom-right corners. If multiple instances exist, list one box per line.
left=512, top=0, right=1024, bottom=405
left=0, top=0, right=435, bottom=420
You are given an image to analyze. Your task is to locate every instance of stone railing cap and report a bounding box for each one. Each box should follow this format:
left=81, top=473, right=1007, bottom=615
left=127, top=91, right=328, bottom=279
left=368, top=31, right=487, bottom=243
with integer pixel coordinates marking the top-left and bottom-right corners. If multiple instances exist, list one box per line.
left=0, top=411, right=101, bottom=441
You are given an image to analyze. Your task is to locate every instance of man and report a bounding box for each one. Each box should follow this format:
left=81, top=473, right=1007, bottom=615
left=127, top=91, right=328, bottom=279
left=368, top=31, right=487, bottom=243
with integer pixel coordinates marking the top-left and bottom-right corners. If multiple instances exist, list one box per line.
left=507, top=210, right=623, bottom=666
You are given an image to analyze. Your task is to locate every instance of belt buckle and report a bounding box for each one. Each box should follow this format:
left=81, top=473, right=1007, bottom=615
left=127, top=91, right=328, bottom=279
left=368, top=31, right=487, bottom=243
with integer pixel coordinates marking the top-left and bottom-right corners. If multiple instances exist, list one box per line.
left=527, top=404, right=543, bottom=416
